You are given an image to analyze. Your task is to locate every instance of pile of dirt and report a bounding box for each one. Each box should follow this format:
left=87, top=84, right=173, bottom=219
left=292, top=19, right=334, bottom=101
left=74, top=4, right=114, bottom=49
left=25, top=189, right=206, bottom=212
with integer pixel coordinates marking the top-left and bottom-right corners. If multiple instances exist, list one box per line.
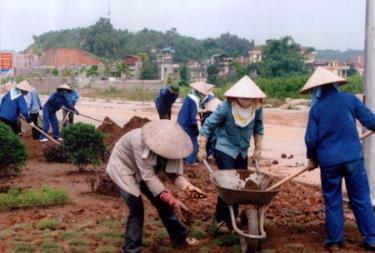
left=97, top=116, right=151, bottom=146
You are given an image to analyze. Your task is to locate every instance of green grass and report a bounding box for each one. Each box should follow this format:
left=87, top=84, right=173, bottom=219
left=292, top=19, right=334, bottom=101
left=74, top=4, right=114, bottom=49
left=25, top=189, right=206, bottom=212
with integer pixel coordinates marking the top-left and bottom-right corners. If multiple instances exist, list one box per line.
left=191, top=229, right=206, bottom=240
left=95, top=230, right=123, bottom=246
left=95, top=244, right=118, bottom=253
left=40, top=240, right=64, bottom=253
left=100, top=219, right=121, bottom=229
left=89, top=87, right=159, bottom=101
left=215, top=233, right=240, bottom=247
left=0, top=186, right=69, bottom=209
left=68, top=237, right=90, bottom=253
left=12, top=243, right=36, bottom=253
left=61, top=230, right=81, bottom=240
left=38, top=219, right=60, bottom=230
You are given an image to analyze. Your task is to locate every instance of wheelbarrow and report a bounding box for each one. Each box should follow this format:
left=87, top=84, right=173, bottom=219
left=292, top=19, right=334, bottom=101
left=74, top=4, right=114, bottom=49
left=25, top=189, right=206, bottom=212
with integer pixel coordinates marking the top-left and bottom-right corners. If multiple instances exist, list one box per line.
left=202, top=159, right=280, bottom=253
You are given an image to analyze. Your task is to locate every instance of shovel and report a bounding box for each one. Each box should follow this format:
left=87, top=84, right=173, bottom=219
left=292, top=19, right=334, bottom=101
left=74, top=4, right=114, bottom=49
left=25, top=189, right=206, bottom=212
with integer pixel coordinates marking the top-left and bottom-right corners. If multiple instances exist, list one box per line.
left=19, top=117, right=61, bottom=145
left=266, top=130, right=374, bottom=191
left=63, top=107, right=112, bottom=125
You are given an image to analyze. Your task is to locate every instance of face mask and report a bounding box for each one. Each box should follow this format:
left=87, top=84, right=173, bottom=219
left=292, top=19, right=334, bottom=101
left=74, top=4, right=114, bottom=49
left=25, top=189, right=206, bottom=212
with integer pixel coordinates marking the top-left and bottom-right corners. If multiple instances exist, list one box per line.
left=236, top=98, right=253, bottom=108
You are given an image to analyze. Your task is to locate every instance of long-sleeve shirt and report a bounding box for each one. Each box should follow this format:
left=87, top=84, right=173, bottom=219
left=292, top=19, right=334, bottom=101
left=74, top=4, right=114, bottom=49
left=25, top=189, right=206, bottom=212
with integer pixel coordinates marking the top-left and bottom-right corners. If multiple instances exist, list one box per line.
left=63, top=90, right=80, bottom=106
left=200, top=100, right=264, bottom=159
left=305, top=88, right=375, bottom=168
left=155, top=87, right=178, bottom=116
left=25, top=88, right=43, bottom=114
left=0, top=90, right=31, bottom=122
left=106, top=128, right=183, bottom=197
left=177, top=95, right=198, bottom=132
left=45, top=91, right=75, bottom=112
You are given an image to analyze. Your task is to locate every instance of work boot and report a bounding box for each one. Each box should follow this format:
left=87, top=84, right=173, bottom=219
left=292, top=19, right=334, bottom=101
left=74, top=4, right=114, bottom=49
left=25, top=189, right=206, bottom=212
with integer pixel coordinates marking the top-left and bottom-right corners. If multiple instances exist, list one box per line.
left=40, top=138, right=48, bottom=142
left=324, top=243, right=341, bottom=252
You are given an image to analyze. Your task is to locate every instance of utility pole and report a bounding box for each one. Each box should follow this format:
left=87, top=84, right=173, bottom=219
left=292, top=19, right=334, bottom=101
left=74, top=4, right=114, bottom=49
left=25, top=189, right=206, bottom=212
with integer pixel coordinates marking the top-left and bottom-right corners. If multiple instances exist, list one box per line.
left=364, top=0, right=375, bottom=205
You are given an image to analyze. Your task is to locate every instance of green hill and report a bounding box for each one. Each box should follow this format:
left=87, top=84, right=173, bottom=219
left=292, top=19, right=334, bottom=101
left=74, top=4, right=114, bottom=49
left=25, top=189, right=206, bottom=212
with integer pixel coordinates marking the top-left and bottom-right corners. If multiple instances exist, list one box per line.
left=28, top=17, right=255, bottom=63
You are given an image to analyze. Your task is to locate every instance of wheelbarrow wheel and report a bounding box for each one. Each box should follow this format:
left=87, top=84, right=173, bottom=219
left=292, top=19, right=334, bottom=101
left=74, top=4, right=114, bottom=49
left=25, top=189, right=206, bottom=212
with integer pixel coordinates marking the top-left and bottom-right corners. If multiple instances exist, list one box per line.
left=240, top=208, right=259, bottom=253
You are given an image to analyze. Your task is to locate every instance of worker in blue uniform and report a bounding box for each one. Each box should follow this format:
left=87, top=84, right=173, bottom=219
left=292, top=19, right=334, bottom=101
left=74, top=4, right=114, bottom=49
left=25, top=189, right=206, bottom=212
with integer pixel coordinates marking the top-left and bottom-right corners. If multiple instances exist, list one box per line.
left=155, top=82, right=179, bottom=119
left=177, top=82, right=209, bottom=165
left=39, top=84, right=79, bottom=142
left=302, top=67, right=375, bottom=251
left=62, top=87, right=80, bottom=127
left=0, top=80, right=33, bottom=134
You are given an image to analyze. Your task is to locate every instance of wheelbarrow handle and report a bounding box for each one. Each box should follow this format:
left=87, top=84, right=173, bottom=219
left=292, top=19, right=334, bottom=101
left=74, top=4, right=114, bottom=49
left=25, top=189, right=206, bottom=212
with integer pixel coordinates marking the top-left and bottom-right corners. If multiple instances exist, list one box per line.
left=266, top=167, right=309, bottom=191
left=202, top=159, right=213, bottom=174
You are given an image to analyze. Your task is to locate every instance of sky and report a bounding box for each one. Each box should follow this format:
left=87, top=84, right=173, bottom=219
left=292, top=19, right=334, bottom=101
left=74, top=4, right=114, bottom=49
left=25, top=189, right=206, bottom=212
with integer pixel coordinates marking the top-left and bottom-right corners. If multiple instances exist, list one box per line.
left=0, top=0, right=367, bottom=52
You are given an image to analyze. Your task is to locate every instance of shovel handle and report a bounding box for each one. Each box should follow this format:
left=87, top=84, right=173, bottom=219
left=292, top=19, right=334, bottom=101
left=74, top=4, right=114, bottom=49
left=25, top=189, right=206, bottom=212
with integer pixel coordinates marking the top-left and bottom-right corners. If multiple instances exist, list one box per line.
left=202, top=159, right=213, bottom=174
left=360, top=131, right=374, bottom=140
left=19, top=118, right=61, bottom=145
left=63, top=107, right=112, bottom=125
left=266, top=167, right=309, bottom=191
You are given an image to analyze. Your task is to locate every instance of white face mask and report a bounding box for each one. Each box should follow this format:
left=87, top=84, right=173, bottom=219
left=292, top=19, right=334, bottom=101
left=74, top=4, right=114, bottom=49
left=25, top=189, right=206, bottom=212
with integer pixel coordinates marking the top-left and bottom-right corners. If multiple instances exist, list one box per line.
left=236, top=98, right=253, bottom=108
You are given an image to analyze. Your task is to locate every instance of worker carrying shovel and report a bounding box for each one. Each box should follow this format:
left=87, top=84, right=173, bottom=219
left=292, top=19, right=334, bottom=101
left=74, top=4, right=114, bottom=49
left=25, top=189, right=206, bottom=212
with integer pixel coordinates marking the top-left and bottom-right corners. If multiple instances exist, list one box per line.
left=106, top=120, right=205, bottom=253
left=302, top=67, right=375, bottom=251
left=0, top=80, right=34, bottom=134
left=39, top=84, right=79, bottom=142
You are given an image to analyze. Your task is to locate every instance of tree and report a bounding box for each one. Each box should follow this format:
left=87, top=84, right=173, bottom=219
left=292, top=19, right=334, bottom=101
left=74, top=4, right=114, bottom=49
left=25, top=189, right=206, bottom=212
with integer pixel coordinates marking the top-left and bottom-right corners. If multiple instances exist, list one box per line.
left=116, top=63, right=128, bottom=78
left=52, top=68, right=59, bottom=77
left=179, top=65, right=190, bottom=86
left=259, top=36, right=307, bottom=77
left=141, top=61, right=159, bottom=80
left=86, top=65, right=99, bottom=78
left=347, top=65, right=358, bottom=76
left=207, top=64, right=219, bottom=85
left=104, top=63, right=111, bottom=78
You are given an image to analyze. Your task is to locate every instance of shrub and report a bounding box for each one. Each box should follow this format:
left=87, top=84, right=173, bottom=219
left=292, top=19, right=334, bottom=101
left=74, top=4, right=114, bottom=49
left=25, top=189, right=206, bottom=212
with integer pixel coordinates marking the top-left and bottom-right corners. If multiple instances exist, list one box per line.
left=38, top=219, right=60, bottom=230
left=0, top=122, right=28, bottom=175
left=62, top=123, right=107, bottom=171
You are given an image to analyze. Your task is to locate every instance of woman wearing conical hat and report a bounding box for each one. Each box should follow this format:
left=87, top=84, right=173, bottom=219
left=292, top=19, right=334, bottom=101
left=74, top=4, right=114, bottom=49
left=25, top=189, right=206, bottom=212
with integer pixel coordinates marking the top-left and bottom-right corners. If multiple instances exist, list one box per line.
left=302, top=67, right=375, bottom=251
left=177, top=81, right=210, bottom=165
left=0, top=80, right=33, bottom=134
left=106, top=120, right=204, bottom=252
left=155, top=81, right=180, bottom=120
left=199, top=75, right=265, bottom=229
left=39, top=84, right=79, bottom=142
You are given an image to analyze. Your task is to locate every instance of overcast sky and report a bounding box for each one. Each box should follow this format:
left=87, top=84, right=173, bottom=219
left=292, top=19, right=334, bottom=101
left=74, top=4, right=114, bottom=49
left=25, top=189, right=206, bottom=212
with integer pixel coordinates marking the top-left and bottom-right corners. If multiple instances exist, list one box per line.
left=0, top=0, right=366, bottom=52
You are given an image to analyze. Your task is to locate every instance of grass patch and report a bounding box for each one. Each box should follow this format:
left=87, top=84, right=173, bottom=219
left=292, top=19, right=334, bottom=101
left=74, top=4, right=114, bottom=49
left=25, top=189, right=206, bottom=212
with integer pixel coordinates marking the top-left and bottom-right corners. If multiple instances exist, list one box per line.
left=100, top=219, right=121, bottom=229
left=95, top=230, right=123, bottom=246
left=142, top=237, right=151, bottom=247
left=196, top=246, right=210, bottom=253
left=0, top=228, right=13, bottom=240
left=156, top=230, right=169, bottom=241
left=12, top=242, right=36, bottom=253
left=95, top=244, right=117, bottom=253
left=215, top=233, right=240, bottom=247
left=0, top=186, right=69, bottom=209
left=61, top=230, right=81, bottom=240
left=40, top=240, right=64, bottom=253
left=38, top=219, right=60, bottom=230
left=68, top=237, right=90, bottom=253
left=191, top=229, right=207, bottom=240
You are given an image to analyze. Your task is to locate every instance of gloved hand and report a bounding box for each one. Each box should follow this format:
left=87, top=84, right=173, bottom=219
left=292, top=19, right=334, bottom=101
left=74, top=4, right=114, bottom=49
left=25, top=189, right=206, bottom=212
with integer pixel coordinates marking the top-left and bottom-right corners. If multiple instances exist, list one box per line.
left=197, top=136, right=208, bottom=162
left=185, top=185, right=206, bottom=199
left=307, top=159, right=318, bottom=171
left=159, top=189, right=189, bottom=221
left=252, top=134, right=263, bottom=161
left=29, top=122, right=35, bottom=128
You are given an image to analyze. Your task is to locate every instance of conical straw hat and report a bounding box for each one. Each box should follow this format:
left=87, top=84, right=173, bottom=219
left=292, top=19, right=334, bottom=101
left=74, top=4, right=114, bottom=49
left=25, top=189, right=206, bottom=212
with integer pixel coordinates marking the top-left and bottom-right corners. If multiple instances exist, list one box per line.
left=300, top=67, right=347, bottom=94
left=15, top=80, right=32, bottom=92
left=142, top=120, right=193, bottom=159
left=190, top=81, right=209, bottom=96
left=224, top=75, right=266, bottom=98
left=206, top=97, right=222, bottom=112
left=206, top=83, right=215, bottom=91
left=57, top=84, right=72, bottom=91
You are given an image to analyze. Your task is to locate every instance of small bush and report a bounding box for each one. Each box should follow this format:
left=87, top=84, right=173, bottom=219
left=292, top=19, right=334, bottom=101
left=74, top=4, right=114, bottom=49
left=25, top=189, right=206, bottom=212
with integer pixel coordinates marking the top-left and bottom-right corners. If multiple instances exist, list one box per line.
left=62, top=123, right=107, bottom=171
left=0, top=122, right=28, bottom=175
left=0, top=186, right=69, bottom=209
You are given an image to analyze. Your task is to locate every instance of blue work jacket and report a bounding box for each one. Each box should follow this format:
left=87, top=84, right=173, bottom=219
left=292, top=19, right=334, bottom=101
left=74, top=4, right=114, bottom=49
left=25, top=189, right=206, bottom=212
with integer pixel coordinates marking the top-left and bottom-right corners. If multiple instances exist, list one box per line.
left=45, top=92, right=75, bottom=113
left=305, top=88, right=375, bottom=168
left=177, top=95, right=198, bottom=131
left=155, top=87, right=178, bottom=116
left=200, top=100, right=264, bottom=159
left=64, top=90, right=80, bottom=106
left=0, top=90, right=31, bottom=122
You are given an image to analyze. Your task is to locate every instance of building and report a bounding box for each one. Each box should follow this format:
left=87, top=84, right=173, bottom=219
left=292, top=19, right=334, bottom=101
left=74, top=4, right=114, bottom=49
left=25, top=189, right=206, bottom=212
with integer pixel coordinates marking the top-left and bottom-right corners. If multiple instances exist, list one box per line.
left=13, top=53, right=39, bottom=69
left=187, top=60, right=207, bottom=80
left=248, top=47, right=263, bottom=64
left=123, top=55, right=142, bottom=79
left=313, top=60, right=350, bottom=77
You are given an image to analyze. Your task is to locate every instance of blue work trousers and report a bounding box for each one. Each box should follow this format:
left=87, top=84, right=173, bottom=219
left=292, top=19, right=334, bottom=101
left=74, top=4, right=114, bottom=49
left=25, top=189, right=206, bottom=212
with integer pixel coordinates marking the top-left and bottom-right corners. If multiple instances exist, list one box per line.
left=118, top=182, right=187, bottom=253
left=184, top=128, right=198, bottom=165
left=40, top=105, right=60, bottom=139
left=214, top=149, right=248, bottom=226
left=321, top=159, right=375, bottom=246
